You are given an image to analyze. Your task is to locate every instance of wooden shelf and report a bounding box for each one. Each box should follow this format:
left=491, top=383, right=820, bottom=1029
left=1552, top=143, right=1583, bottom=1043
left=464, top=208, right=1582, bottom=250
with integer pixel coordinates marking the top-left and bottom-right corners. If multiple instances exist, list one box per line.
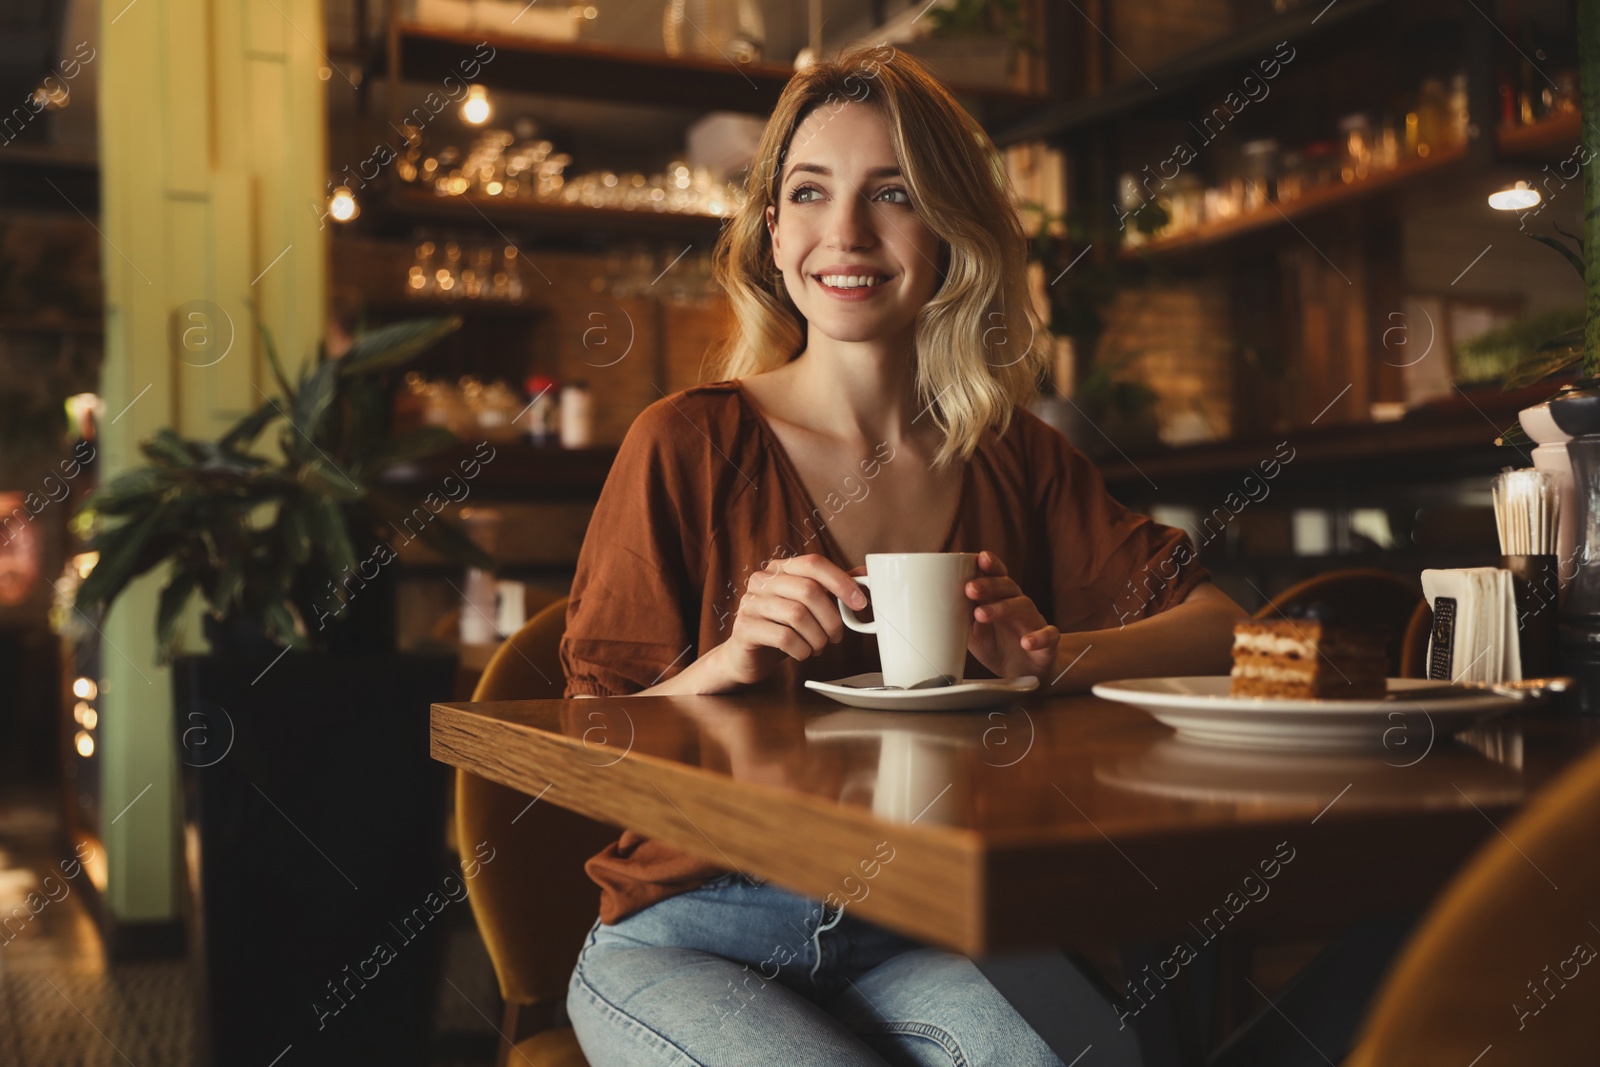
left=1096, top=380, right=1554, bottom=499
left=385, top=187, right=730, bottom=239
left=393, top=23, right=1045, bottom=127
left=1496, top=109, right=1584, bottom=159
left=1120, top=142, right=1467, bottom=260
left=993, top=0, right=1391, bottom=145
left=379, top=439, right=617, bottom=501
left=368, top=296, right=545, bottom=318
left=0, top=314, right=103, bottom=334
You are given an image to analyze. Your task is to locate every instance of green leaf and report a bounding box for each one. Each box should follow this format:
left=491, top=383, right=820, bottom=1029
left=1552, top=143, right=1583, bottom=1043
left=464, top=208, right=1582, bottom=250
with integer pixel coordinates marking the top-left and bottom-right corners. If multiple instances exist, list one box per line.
left=212, top=550, right=246, bottom=615
left=156, top=570, right=197, bottom=657
left=1503, top=325, right=1586, bottom=389
left=88, top=468, right=169, bottom=515
left=219, top=400, right=281, bottom=454
left=1554, top=221, right=1585, bottom=258
left=1530, top=233, right=1586, bottom=280
left=1503, top=348, right=1582, bottom=391
left=279, top=504, right=312, bottom=566
left=264, top=598, right=306, bottom=649
left=303, top=493, right=358, bottom=576
left=74, top=504, right=171, bottom=615
left=255, top=314, right=296, bottom=403
left=141, top=428, right=199, bottom=468
left=337, top=318, right=461, bottom=378
left=291, top=358, right=341, bottom=444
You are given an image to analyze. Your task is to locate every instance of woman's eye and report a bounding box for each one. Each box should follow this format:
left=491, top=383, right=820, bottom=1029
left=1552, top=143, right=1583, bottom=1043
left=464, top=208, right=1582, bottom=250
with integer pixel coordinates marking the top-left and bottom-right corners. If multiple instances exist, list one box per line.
left=788, top=185, right=821, bottom=203
left=875, top=187, right=911, bottom=205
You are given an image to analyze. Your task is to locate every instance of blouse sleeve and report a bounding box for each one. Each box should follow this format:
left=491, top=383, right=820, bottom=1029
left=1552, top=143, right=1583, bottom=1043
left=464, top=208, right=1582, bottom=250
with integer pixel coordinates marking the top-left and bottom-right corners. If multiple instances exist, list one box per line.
left=559, top=401, right=701, bottom=697
left=1035, top=420, right=1211, bottom=634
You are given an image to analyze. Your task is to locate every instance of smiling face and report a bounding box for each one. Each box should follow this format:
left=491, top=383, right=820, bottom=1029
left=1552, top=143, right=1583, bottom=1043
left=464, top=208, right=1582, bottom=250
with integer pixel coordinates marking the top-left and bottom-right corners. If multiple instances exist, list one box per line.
left=765, top=102, right=944, bottom=347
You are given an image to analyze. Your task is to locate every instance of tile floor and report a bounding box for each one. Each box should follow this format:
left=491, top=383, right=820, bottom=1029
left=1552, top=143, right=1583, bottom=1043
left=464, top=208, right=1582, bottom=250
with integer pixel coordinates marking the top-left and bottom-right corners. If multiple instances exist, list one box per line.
left=0, top=786, right=501, bottom=1067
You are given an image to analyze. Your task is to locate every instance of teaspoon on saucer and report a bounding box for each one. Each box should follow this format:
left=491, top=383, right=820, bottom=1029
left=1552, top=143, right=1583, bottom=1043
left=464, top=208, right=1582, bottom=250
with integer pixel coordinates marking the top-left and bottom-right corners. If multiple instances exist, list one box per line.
left=844, top=674, right=958, bottom=692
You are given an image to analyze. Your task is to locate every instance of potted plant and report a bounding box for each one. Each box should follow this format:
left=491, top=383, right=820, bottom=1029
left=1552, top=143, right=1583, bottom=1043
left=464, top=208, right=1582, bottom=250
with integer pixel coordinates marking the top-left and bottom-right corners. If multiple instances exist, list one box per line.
left=1021, top=200, right=1165, bottom=454
left=900, top=0, right=1039, bottom=91
left=73, top=316, right=495, bottom=1066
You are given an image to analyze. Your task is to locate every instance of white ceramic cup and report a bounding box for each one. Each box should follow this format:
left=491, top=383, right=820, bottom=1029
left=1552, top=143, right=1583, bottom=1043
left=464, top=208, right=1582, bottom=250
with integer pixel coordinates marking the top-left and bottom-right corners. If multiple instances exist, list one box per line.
left=836, top=552, right=978, bottom=688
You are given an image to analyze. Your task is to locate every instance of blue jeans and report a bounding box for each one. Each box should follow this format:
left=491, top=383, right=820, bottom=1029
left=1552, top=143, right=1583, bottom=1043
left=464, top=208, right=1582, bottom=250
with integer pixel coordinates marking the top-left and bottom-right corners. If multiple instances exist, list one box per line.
left=566, top=873, right=1067, bottom=1066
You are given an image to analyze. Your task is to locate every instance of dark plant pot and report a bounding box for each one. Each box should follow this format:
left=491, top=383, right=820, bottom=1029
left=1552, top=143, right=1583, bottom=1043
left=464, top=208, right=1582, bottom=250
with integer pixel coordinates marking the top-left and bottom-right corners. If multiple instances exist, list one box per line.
left=174, top=649, right=456, bottom=1066
left=1547, top=388, right=1600, bottom=437
left=202, top=569, right=399, bottom=658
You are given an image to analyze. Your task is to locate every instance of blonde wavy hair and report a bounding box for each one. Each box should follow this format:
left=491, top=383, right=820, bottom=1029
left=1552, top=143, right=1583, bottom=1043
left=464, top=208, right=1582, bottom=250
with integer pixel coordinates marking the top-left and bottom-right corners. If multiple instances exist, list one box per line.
left=710, top=44, right=1049, bottom=471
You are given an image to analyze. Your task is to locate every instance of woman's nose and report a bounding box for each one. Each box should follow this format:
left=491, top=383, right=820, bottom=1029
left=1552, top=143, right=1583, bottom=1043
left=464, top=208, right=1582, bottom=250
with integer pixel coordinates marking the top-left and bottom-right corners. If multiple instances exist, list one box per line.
left=824, top=190, right=876, bottom=250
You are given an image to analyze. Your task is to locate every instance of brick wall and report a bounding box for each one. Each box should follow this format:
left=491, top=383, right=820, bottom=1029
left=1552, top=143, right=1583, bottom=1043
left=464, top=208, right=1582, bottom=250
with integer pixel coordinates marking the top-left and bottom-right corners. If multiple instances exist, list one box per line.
left=1095, top=280, right=1234, bottom=444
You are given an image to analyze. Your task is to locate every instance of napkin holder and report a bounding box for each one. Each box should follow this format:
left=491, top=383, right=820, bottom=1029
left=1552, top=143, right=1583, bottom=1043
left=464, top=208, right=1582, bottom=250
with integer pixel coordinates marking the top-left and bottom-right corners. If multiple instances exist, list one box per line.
left=1420, top=567, right=1520, bottom=682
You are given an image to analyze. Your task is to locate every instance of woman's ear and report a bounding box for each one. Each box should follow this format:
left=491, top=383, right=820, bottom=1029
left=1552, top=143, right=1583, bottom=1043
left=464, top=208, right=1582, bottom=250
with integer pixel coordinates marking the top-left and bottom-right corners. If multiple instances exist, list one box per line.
left=765, top=204, right=778, bottom=247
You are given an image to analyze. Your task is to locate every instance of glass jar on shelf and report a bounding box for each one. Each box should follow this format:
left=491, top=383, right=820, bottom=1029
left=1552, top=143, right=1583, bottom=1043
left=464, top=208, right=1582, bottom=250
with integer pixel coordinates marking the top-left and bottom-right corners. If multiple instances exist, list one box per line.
left=1337, top=113, right=1373, bottom=183
left=1447, top=73, right=1470, bottom=147
left=1240, top=139, right=1278, bottom=209
left=420, top=378, right=473, bottom=437
left=1165, top=174, right=1205, bottom=235
left=475, top=380, right=525, bottom=443
left=1277, top=150, right=1305, bottom=203
left=1301, top=140, right=1338, bottom=190
left=1373, top=116, right=1400, bottom=172
left=1415, top=78, right=1448, bottom=158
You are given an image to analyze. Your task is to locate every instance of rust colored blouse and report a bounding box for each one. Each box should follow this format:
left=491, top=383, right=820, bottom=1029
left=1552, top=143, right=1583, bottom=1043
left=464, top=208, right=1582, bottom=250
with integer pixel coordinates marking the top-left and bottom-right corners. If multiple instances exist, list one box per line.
left=558, top=380, right=1210, bottom=924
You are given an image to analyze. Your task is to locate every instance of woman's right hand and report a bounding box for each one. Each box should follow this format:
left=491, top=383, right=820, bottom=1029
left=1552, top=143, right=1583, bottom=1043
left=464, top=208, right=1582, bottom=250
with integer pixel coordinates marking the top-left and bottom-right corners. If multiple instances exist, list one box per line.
left=709, top=554, right=868, bottom=688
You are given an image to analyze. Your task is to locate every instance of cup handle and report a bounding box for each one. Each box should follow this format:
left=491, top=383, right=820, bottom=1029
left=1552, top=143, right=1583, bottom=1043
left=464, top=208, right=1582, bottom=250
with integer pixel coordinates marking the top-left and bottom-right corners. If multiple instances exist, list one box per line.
left=838, top=576, right=877, bottom=634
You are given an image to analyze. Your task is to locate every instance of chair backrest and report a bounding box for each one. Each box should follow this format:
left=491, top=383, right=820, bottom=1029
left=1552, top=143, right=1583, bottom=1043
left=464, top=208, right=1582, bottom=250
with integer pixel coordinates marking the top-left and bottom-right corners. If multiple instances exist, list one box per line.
left=1345, top=739, right=1600, bottom=1063
left=456, top=596, right=618, bottom=1008
left=1252, top=568, right=1423, bottom=677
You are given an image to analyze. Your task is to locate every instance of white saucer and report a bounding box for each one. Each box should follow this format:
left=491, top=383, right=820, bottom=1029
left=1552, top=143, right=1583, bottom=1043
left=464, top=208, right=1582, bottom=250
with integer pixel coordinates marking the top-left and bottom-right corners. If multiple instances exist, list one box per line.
left=804, top=672, right=1039, bottom=711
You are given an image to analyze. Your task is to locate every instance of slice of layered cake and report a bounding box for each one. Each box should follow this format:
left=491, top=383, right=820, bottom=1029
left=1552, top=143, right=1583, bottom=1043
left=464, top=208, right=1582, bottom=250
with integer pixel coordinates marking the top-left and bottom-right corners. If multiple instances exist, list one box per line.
left=1230, top=619, right=1388, bottom=699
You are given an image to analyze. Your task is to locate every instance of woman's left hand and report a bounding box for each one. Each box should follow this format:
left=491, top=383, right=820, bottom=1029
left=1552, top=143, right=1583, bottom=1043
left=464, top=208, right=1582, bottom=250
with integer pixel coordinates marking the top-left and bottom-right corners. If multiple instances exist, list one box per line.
left=965, top=551, right=1061, bottom=681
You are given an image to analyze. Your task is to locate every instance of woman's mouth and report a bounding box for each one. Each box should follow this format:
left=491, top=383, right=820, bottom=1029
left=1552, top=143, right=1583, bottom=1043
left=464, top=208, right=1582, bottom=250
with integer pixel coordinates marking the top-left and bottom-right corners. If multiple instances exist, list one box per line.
left=814, top=273, right=892, bottom=300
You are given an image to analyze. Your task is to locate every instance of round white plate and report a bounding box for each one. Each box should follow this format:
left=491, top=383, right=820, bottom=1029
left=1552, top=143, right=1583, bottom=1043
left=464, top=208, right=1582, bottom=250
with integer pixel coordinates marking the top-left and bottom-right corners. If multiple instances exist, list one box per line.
left=1090, top=676, right=1526, bottom=750
left=804, top=672, right=1039, bottom=711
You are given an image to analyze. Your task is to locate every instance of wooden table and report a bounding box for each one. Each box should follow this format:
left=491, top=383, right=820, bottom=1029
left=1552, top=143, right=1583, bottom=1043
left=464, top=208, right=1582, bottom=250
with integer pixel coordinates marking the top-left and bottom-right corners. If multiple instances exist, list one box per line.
left=430, top=689, right=1600, bottom=1062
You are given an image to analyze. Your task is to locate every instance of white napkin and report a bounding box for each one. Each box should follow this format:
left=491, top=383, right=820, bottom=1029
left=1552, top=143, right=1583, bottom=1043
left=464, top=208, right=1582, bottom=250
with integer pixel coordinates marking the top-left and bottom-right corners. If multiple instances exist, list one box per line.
left=1420, top=568, right=1520, bottom=682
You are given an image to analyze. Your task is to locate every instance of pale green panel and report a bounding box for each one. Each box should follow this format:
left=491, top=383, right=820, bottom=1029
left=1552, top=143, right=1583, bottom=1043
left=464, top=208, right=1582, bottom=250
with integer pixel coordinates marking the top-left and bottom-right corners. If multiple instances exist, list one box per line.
left=99, top=578, right=177, bottom=921
left=160, top=0, right=209, bottom=198
left=211, top=0, right=246, bottom=173
left=280, top=0, right=329, bottom=371
left=246, top=54, right=311, bottom=377
left=245, top=0, right=288, bottom=58
left=166, top=195, right=221, bottom=438
left=98, top=0, right=182, bottom=923
left=209, top=169, right=257, bottom=418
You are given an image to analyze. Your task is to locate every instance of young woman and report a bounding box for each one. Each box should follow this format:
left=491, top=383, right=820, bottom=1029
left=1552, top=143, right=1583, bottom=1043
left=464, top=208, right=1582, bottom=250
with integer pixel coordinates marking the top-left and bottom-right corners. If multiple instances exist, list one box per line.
left=559, top=44, right=1245, bottom=1067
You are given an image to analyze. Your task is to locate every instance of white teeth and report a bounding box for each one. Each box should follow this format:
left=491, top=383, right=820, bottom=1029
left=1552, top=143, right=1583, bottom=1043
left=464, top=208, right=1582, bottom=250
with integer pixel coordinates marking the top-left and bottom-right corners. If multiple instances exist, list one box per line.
left=818, top=274, right=887, bottom=289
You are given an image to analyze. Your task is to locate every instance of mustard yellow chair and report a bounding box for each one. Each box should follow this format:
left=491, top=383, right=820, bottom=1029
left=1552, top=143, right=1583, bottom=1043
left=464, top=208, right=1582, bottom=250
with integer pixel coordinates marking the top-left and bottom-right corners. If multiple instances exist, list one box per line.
left=1344, top=738, right=1600, bottom=1063
left=456, top=595, right=614, bottom=1067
